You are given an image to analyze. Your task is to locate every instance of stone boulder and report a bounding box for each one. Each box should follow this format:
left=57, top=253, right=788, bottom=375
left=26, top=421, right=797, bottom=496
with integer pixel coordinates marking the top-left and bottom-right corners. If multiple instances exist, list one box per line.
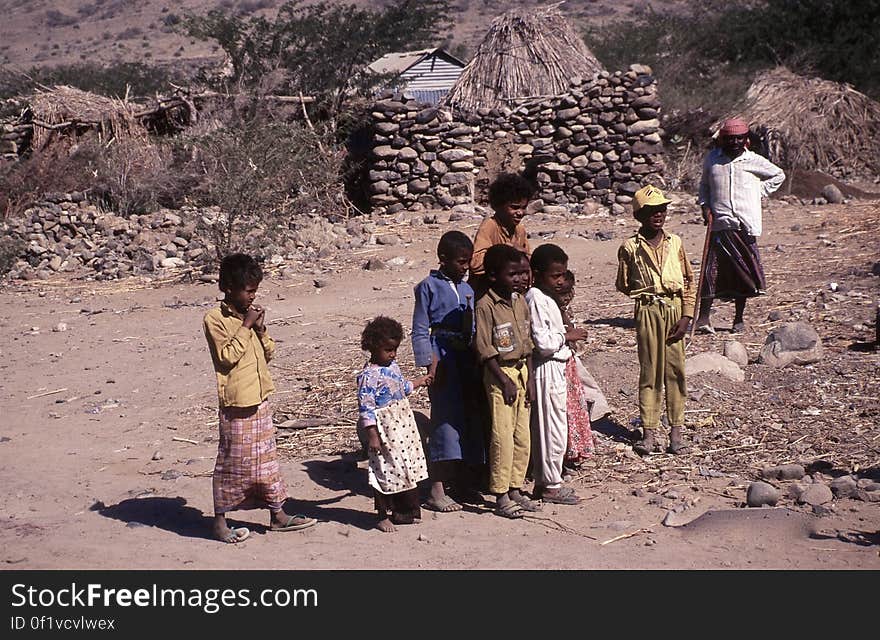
left=820, top=184, right=844, bottom=204
left=760, top=464, right=805, bottom=481
left=723, top=341, right=749, bottom=367
left=830, top=475, right=858, bottom=498
left=758, top=322, right=823, bottom=367
left=797, top=483, right=833, bottom=506
left=685, top=352, right=744, bottom=382
left=747, top=482, right=780, bottom=507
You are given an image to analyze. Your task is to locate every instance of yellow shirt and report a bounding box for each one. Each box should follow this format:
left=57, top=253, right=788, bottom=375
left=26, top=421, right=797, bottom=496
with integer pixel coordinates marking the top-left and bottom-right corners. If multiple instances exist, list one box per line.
left=616, top=230, right=696, bottom=318
left=203, top=303, right=276, bottom=408
left=474, top=289, right=534, bottom=364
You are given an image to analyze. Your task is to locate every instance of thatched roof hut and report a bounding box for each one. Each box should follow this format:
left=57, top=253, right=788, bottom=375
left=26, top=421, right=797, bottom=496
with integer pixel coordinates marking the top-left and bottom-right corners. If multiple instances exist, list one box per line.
left=26, top=85, right=143, bottom=149
left=23, top=85, right=197, bottom=150
left=444, top=3, right=605, bottom=113
left=720, top=67, right=880, bottom=176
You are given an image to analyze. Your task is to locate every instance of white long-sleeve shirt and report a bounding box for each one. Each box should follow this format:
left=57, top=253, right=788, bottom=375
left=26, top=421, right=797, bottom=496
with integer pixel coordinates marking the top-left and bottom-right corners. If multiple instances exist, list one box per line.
left=525, top=287, right=572, bottom=365
left=698, top=148, right=785, bottom=237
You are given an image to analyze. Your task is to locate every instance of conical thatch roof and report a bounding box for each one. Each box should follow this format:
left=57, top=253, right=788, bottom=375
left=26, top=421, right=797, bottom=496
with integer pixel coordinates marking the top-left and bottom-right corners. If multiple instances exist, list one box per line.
left=445, top=3, right=604, bottom=112
left=720, top=67, right=880, bottom=175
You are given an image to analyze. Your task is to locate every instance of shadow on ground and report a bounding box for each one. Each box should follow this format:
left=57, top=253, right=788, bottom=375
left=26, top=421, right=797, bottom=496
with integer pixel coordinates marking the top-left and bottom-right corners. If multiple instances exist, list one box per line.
left=592, top=416, right=635, bottom=443
left=97, top=496, right=217, bottom=540
left=585, top=316, right=635, bottom=329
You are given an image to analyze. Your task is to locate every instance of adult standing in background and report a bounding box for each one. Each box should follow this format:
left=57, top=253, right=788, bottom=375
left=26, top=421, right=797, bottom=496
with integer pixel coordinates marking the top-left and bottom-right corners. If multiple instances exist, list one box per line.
left=695, top=118, right=785, bottom=334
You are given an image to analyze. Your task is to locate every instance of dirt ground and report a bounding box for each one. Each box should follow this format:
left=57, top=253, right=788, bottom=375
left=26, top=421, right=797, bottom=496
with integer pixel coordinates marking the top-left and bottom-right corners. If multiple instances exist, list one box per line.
left=1, top=194, right=878, bottom=570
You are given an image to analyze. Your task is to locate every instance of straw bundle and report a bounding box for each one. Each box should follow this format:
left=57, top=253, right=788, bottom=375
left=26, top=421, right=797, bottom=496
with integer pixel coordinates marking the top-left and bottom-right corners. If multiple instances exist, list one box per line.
left=445, top=3, right=605, bottom=112
left=721, top=67, right=880, bottom=175
left=26, top=85, right=142, bottom=149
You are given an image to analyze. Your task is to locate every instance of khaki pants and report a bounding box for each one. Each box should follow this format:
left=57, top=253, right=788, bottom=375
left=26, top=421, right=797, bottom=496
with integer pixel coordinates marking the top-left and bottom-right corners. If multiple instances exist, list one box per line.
left=484, top=363, right=531, bottom=494
left=635, top=296, right=687, bottom=430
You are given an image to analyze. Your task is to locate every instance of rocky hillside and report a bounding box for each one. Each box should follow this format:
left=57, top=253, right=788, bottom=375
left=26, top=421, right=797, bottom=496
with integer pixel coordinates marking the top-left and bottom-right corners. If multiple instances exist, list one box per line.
left=0, top=0, right=688, bottom=71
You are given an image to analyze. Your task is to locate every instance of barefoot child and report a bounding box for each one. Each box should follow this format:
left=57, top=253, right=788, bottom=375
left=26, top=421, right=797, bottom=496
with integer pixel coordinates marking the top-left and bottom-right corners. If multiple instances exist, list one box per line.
left=474, top=244, right=538, bottom=518
left=203, top=253, right=317, bottom=543
left=412, top=231, right=485, bottom=513
left=357, top=316, right=432, bottom=533
left=615, top=186, right=696, bottom=455
left=526, top=244, right=585, bottom=504
left=469, top=172, right=536, bottom=300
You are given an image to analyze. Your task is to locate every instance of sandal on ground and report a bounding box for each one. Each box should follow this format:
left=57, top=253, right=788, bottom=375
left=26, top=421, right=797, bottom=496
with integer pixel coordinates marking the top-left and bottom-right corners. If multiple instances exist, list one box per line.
left=696, top=322, right=716, bottom=335
left=667, top=439, right=691, bottom=455
left=731, top=321, right=746, bottom=334
left=539, top=487, right=581, bottom=505
left=510, top=493, right=542, bottom=512
left=632, top=438, right=655, bottom=456
left=494, top=502, right=524, bottom=519
left=218, top=526, right=250, bottom=544
left=423, top=495, right=463, bottom=512
left=270, top=514, right=317, bottom=532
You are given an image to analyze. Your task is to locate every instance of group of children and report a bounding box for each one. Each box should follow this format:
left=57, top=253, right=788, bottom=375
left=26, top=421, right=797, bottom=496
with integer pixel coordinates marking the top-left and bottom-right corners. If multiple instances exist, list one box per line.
left=204, top=173, right=695, bottom=539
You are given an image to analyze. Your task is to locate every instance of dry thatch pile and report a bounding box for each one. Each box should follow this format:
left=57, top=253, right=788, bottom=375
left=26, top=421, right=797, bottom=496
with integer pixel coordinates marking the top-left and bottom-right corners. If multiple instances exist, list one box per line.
left=721, top=67, right=880, bottom=176
left=23, top=85, right=197, bottom=150
left=26, top=85, right=143, bottom=149
left=444, top=3, right=605, bottom=112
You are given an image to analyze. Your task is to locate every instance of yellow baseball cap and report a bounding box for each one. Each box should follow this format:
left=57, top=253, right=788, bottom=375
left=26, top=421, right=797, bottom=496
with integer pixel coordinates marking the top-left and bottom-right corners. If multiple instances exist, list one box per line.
left=632, top=184, right=671, bottom=215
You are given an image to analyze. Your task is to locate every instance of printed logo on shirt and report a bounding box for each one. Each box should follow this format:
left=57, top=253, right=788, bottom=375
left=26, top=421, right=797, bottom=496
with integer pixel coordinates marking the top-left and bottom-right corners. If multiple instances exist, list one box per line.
left=493, top=322, right=516, bottom=353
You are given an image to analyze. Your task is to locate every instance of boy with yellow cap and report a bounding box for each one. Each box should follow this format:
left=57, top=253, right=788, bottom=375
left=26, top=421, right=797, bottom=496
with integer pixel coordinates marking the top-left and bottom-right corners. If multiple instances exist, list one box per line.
left=615, top=185, right=696, bottom=455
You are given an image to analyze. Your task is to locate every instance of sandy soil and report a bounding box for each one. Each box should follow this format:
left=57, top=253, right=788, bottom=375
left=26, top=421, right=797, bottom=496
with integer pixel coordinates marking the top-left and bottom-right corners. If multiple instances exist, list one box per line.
left=1, top=195, right=878, bottom=569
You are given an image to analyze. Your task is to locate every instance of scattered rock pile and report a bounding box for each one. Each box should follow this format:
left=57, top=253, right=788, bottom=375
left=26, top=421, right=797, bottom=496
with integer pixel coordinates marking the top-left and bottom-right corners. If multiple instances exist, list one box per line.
left=366, top=65, right=664, bottom=214
left=3, top=193, right=389, bottom=281
left=3, top=193, right=212, bottom=280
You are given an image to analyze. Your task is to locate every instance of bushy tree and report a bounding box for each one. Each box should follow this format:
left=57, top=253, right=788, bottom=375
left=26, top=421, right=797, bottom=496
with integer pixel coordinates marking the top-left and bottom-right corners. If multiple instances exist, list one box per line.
left=183, top=0, right=452, bottom=130
left=178, top=112, right=345, bottom=259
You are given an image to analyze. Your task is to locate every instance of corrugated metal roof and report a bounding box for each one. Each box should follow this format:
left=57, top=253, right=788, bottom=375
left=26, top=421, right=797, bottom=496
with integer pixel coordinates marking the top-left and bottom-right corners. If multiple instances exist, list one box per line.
left=368, top=48, right=465, bottom=76
left=403, top=89, right=450, bottom=105
left=400, top=57, right=463, bottom=90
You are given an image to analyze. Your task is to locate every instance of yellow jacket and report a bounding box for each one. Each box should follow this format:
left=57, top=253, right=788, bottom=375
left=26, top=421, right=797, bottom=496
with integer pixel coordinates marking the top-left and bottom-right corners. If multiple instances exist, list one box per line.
left=203, top=303, right=276, bottom=407
left=616, top=230, right=696, bottom=318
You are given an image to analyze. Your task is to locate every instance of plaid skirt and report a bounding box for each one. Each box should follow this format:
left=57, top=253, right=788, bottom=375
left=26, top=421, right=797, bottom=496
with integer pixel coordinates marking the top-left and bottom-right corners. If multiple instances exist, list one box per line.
left=213, top=400, right=287, bottom=514
left=701, top=229, right=766, bottom=300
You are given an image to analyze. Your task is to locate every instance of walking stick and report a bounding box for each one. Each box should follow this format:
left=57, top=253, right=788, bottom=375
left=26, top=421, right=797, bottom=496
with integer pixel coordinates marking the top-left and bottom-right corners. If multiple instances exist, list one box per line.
left=687, top=207, right=714, bottom=347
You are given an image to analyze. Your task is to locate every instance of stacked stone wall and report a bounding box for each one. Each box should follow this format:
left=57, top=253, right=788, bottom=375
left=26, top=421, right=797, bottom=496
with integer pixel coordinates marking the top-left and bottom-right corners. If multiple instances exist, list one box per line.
left=366, top=64, right=663, bottom=214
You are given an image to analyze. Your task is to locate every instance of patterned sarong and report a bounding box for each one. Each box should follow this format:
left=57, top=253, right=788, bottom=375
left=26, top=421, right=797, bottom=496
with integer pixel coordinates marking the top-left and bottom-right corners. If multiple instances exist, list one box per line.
left=368, top=398, right=429, bottom=495
left=564, top=357, right=594, bottom=463
left=701, top=229, right=766, bottom=300
left=213, top=400, right=286, bottom=514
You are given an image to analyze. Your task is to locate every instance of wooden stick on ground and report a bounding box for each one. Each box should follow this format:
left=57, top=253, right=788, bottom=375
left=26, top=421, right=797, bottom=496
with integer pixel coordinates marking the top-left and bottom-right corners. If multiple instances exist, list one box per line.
left=600, top=527, right=653, bottom=546
left=171, top=436, right=200, bottom=445
left=27, top=388, right=68, bottom=399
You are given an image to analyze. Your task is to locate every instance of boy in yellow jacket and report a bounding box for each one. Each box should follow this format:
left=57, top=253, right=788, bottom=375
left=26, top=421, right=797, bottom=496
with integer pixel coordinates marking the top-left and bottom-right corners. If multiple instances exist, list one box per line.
left=616, top=186, right=696, bottom=455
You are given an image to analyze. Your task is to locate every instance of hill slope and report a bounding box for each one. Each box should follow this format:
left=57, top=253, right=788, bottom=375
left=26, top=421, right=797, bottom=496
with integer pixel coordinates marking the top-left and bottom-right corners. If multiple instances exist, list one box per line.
left=0, top=0, right=687, bottom=72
